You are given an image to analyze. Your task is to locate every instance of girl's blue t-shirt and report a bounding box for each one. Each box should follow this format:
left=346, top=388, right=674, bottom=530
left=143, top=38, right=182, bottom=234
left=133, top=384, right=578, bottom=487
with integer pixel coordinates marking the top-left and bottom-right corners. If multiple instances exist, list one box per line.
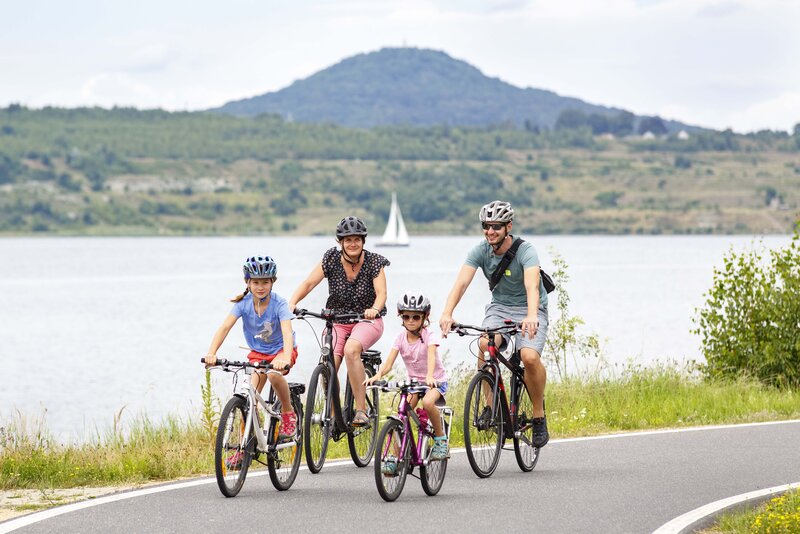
left=230, top=292, right=296, bottom=354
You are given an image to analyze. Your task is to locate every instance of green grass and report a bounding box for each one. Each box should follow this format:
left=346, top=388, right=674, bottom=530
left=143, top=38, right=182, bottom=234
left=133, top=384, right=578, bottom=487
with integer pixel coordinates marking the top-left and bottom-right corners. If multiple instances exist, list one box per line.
left=2, top=365, right=799, bottom=491
left=706, top=489, right=800, bottom=533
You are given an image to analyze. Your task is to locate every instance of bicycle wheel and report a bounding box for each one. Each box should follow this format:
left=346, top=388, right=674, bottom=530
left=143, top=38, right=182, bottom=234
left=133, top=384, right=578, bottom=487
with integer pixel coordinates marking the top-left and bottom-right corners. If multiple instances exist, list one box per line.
left=374, top=419, right=409, bottom=502
left=268, top=395, right=304, bottom=490
left=215, top=396, right=253, bottom=497
left=346, top=366, right=379, bottom=467
left=513, top=376, right=540, bottom=472
left=304, top=365, right=330, bottom=473
left=420, top=418, right=448, bottom=496
left=463, top=371, right=503, bottom=478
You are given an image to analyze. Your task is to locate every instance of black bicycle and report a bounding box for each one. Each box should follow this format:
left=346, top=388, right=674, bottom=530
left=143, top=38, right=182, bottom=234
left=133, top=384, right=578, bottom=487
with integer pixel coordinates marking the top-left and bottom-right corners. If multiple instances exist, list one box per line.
left=294, top=308, right=381, bottom=472
left=452, top=322, right=541, bottom=478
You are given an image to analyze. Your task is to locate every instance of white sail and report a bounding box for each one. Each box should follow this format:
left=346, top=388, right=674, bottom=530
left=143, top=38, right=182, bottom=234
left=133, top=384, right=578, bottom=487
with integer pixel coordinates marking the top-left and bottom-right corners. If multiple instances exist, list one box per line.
left=377, top=193, right=410, bottom=247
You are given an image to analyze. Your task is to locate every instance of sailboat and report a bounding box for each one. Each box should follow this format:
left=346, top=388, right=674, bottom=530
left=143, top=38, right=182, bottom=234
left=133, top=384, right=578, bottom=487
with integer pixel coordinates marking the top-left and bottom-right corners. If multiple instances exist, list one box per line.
left=377, top=192, right=410, bottom=247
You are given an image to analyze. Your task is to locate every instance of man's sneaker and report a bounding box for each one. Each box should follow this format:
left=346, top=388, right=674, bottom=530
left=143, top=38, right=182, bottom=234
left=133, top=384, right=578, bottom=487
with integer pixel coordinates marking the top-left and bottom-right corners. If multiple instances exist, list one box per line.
left=430, top=437, right=449, bottom=460
left=279, top=412, right=297, bottom=439
left=531, top=417, right=549, bottom=448
left=381, top=456, right=398, bottom=476
left=476, top=406, right=493, bottom=431
left=225, top=450, right=244, bottom=470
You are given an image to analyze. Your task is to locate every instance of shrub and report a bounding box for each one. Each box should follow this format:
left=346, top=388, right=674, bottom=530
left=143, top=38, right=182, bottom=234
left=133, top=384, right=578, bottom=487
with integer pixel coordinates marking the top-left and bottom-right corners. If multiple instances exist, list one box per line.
left=694, top=224, right=800, bottom=388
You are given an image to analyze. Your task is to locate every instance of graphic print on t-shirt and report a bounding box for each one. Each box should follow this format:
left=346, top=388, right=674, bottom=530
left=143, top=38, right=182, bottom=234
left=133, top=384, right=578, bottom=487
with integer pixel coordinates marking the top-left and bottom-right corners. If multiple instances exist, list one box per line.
left=255, top=321, right=273, bottom=342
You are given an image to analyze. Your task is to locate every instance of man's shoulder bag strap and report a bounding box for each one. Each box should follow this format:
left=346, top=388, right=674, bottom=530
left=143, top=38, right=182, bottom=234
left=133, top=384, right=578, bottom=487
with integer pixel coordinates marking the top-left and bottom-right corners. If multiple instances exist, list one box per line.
left=488, top=237, right=556, bottom=294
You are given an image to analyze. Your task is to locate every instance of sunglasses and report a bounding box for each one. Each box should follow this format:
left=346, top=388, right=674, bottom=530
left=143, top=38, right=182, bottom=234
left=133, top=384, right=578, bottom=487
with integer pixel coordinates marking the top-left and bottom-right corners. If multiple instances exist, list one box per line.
left=401, top=313, right=423, bottom=321
left=482, top=222, right=506, bottom=231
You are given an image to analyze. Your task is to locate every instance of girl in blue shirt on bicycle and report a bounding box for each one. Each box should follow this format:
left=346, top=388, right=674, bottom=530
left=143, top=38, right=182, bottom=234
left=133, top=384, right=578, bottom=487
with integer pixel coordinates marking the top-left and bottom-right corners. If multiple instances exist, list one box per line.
left=366, top=292, right=449, bottom=460
left=204, top=256, right=299, bottom=438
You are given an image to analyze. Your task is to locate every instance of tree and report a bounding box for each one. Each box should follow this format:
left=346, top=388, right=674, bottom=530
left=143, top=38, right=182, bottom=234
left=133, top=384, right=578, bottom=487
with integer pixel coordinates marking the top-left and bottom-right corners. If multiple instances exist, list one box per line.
left=610, top=111, right=635, bottom=136
left=693, top=225, right=800, bottom=388
left=638, top=116, right=668, bottom=135
left=555, top=109, right=588, bottom=130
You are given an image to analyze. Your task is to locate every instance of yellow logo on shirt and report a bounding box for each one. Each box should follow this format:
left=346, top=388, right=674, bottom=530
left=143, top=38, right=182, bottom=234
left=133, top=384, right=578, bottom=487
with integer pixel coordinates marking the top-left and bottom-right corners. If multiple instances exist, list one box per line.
left=504, top=269, right=512, bottom=277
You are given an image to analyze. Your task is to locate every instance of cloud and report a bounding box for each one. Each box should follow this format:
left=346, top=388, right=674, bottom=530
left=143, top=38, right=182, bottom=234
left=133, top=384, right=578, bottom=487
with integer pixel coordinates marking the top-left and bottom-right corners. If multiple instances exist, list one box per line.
left=79, top=73, right=159, bottom=108
left=697, top=1, right=743, bottom=18
left=124, top=43, right=176, bottom=73
left=728, top=91, right=800, bottom=133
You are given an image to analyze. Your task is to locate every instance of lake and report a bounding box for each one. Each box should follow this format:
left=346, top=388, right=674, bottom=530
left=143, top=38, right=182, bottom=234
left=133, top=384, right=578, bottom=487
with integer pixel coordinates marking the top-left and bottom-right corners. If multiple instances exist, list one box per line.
left=0, top=234, right=790, bottom=442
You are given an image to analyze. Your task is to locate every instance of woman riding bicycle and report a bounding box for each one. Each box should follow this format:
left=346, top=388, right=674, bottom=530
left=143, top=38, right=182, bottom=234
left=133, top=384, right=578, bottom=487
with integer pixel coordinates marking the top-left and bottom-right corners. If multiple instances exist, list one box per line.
left=366, top=292, right=449, bottom=461
left=204, top=255, right=299, bottom=438
left=289, top=216, right=390, bottom=427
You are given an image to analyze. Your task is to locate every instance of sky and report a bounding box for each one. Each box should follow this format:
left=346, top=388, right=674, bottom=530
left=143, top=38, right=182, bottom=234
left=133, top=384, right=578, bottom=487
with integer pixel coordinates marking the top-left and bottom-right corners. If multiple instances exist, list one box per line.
left=2, top=0, right=799, bottom=133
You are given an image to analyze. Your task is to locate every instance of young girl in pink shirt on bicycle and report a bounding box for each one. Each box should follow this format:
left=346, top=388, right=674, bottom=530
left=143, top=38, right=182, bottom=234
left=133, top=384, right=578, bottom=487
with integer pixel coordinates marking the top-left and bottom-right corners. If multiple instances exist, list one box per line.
left=366, top=292, right=449, bottom=460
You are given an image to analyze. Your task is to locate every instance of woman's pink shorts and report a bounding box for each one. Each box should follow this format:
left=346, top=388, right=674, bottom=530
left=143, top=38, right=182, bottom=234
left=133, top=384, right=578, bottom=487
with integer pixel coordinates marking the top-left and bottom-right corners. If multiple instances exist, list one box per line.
left=328, top=317, right=384, bottom=356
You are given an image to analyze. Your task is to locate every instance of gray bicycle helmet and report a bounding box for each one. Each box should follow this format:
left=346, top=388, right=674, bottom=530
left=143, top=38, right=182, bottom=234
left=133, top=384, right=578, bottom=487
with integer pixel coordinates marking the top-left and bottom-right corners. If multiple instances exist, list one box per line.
left=397, top=292, right=431, bottom=314
left=479, top=200, right=514, bottom=223
left=243, top=256, right=278, bottom=279
left=335, top=216, right=368, bottom=240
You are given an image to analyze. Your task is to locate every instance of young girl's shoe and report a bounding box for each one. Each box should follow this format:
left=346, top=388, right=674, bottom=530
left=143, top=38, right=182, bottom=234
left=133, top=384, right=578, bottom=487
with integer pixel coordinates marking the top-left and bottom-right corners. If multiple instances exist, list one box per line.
left=279, top=412, right=297, bottom=438
left=431, top=436, right=449, bottom=460
left=381, top=456, right=398, bottom=476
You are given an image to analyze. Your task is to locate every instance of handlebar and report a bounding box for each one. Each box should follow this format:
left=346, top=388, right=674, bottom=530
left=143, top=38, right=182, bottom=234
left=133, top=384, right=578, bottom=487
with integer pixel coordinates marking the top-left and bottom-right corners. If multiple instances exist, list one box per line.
left=367, top=379, right=430, bottom=392
left=294, top=308, right=366, bottom=324
left=451, top=321, right=520, bottom=337
left=201, top=357, right=276, bottom=370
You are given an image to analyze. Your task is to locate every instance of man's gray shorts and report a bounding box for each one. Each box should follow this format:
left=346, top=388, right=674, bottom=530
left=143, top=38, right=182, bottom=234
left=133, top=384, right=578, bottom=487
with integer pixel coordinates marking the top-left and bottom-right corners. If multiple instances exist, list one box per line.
left=482, top=302, right=548, bottom=355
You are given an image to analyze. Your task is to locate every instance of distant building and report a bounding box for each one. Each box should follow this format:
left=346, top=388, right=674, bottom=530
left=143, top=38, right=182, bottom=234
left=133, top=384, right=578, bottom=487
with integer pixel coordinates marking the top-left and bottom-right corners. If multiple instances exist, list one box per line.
left=642, top=131, right=656, bottom=139
left=677, top=130, right=690, bottom=140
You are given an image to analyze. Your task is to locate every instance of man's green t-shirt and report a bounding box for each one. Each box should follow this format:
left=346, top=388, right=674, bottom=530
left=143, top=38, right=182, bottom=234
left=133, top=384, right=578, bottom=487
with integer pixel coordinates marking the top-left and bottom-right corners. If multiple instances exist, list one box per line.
left=464, top=237, right=548, bottom=309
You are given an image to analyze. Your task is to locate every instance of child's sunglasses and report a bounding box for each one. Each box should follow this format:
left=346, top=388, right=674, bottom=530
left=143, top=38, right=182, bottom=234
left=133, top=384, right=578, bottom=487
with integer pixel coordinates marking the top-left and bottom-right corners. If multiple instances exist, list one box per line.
left=401, top=313, right=423, bottom=321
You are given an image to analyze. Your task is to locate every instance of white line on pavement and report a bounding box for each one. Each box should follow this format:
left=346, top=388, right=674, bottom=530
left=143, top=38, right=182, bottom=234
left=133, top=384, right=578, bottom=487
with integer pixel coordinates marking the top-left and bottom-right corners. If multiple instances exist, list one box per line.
left=652, top=481, right=800, bottom=534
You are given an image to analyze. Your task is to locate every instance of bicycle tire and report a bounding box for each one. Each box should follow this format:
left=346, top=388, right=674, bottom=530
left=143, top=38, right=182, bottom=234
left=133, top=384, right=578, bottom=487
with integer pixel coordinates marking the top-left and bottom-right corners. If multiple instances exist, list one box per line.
left=268, top=394, right=304, bottom=490
left=512, top=374, right=540, bottom=472
left=420, top=416, right=448, bottom=496
left=463, top=371, right=503, bottom=478
left=304, top=365, right=330, bottom=473
left=215, top=395, right=252, bottom=497
left=346, top=365, right=379, bottom=467
left=374, top=418, right=409, bottom=502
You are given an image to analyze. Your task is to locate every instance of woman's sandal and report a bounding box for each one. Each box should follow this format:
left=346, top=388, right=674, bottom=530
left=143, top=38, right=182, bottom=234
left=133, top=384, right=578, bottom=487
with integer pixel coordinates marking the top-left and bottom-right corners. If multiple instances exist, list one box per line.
left=352, top=409, right=370, bottom=427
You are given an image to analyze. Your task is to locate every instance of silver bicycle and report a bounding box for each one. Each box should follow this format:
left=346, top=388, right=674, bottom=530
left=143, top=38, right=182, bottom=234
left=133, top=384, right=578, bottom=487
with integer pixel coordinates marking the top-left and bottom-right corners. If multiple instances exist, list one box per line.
left=202, top=358, right=305, bottom=497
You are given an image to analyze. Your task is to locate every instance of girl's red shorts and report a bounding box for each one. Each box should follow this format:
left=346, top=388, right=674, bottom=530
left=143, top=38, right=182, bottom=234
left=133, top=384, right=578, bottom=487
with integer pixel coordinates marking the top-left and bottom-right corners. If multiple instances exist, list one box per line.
left=247, top=347, right=298, bottom=372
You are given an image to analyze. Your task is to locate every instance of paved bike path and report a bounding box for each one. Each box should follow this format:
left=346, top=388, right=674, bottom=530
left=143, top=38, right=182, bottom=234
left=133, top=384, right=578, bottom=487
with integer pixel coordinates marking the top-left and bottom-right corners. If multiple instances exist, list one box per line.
left=4, top=420, right=799, bottom=533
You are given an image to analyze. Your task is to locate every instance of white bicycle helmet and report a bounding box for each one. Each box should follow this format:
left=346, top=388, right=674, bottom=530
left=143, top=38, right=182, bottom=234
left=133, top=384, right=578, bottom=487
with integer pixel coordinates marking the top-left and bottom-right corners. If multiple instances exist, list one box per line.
left=479, top=200, right=514, bottom=223
left=243, top=256, right=278, bottom=279
left=397, top=292, right=431, bottom=314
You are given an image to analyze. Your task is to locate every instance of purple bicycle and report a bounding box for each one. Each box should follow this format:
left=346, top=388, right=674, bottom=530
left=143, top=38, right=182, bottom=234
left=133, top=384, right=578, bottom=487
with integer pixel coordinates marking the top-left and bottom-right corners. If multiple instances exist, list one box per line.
left=369, top=379, right=453, bottom=501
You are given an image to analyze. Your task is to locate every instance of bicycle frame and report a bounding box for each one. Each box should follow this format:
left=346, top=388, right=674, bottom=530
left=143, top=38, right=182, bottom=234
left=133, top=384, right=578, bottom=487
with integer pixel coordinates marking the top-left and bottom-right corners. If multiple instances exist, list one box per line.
left=296, top=308, right=376, bottom=437
left=376, top=382, right=454, bottom=468
left=236, top=366, right=297, bottom=453
left=457, top=323, right=532, bottom=443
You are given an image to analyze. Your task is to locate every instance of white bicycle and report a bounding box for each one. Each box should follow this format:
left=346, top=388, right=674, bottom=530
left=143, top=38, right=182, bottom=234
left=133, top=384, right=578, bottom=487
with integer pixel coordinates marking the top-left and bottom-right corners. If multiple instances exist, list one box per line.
left=202, top=358, right=305, bottom=497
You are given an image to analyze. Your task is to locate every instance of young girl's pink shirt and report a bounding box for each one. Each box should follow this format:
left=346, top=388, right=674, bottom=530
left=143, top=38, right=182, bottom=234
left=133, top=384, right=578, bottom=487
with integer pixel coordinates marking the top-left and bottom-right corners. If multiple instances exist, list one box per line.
left=392, top=327, right=448, bottom=382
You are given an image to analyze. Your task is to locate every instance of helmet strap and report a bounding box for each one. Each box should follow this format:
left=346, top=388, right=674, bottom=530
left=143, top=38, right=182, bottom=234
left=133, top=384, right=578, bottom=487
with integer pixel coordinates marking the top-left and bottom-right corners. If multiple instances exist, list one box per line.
left=340, top=249, right=363, bottom=271
left=401, top=312, right=428, bottom=337
left=491, top=234, right=509, bottom=252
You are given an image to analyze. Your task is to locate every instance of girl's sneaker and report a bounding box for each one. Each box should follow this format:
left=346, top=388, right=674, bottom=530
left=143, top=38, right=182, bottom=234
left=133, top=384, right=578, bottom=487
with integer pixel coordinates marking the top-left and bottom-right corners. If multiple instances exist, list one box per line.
left=381, top=456, right=398, bottom=476
left=279, top=412, right=297, bottom=438
left=431, top=436, right=449, bottom=460
left=225, top=450, right=244, bottom=470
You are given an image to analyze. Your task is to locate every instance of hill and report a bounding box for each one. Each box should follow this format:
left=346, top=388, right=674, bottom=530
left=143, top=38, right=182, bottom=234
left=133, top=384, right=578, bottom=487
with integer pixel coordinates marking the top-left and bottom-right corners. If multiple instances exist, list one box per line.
left=212, top=47, right=695, bottom=132
left=1, top=106, right=798, bottom=236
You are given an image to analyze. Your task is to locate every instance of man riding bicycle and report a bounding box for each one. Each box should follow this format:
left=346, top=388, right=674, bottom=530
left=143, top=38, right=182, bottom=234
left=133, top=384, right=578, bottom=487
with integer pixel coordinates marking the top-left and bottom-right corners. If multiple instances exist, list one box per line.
left=439, top=200, right=549, bottom=447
